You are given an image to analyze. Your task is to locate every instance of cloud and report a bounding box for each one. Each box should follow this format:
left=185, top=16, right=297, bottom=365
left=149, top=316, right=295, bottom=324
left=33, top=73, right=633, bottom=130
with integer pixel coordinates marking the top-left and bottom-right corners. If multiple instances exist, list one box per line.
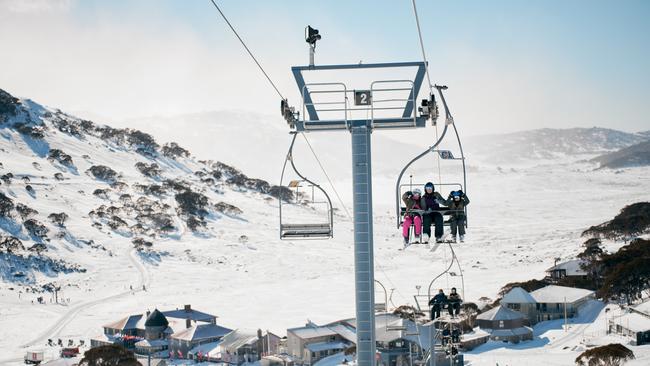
left=0, top=0, right=73, bottom=13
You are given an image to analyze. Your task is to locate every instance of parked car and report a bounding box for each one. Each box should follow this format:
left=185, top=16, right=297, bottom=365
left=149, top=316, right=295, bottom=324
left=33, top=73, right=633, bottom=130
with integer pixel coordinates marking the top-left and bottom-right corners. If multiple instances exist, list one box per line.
left=60, top=347, right=79, bottom=358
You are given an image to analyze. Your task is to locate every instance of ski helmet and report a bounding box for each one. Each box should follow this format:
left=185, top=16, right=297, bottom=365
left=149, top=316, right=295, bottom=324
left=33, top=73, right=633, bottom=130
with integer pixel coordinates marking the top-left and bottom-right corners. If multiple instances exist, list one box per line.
left=412, top=188, right=422, bottom=196
left=424, top=182, right=434, bottom=192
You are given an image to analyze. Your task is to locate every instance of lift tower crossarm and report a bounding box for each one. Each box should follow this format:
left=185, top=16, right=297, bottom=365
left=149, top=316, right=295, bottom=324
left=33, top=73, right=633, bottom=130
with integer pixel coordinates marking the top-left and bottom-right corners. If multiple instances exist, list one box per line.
left=291, top=61, right=427, bottom=131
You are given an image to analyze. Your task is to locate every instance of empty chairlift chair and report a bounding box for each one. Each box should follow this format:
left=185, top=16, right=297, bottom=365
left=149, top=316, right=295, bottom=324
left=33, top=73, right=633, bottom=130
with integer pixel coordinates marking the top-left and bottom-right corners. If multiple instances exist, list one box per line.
left=279, top=133, right=334, bottom=240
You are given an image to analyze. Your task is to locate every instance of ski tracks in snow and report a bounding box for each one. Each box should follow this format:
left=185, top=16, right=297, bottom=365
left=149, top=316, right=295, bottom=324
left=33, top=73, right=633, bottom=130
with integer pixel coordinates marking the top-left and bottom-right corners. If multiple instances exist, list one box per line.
left=19, top=249, right=149, bottom=348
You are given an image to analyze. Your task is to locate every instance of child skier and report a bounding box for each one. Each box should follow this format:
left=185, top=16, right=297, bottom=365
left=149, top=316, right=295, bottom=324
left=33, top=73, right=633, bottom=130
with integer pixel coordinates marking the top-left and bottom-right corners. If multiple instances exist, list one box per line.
left=402, top=188, right=424, bottom=245
left=446, top=190, right=469, bottom=242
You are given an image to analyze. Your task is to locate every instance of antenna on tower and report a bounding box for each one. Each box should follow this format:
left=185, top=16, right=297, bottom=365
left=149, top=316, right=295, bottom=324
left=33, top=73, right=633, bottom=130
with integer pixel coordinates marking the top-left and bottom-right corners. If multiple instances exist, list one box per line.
left=305, top=25, right=321, bottom=67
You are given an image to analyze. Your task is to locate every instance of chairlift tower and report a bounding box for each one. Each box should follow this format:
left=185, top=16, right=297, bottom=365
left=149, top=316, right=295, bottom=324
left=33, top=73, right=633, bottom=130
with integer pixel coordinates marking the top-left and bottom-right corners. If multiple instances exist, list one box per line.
left=282, top=27, right=435, bottom=366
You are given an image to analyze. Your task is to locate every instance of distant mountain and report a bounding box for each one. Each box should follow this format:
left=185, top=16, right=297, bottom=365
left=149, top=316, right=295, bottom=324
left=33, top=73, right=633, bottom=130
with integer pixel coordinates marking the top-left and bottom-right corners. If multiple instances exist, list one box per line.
left=591, top=139, right=650, bottom=169
left=464, top=127, right=646, bottom=164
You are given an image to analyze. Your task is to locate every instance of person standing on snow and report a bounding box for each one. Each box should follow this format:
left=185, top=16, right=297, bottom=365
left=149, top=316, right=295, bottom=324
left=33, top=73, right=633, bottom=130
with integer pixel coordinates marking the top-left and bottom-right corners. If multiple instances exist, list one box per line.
left=421, top=182, right=446, bottom=243
left=402, top=188, right=424, bottom=245
left=446, top=190, right=469, bottom=243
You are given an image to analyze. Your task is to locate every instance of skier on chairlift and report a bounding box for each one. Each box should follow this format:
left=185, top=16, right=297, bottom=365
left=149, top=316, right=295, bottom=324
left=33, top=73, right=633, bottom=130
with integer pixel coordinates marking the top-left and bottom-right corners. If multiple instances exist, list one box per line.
left=421, top=182, right=446, bottom=243
left=428, top=289, right=448, bottom=320
left=446, top=190, right=469, bottom=243
left=447, top=287, right=462, bottom=318
left=401, top=188, right=423, bottom=245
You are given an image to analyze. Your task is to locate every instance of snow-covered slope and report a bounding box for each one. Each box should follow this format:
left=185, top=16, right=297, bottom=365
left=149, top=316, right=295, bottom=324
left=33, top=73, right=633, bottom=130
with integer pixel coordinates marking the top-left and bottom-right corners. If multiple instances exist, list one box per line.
left=1, top=89, right=650, bottom=365
left=465, top=127, right=647, bottom=165
left=0, top=88, right=295, bottom=289
left=592, top=139, right=650, bottom=169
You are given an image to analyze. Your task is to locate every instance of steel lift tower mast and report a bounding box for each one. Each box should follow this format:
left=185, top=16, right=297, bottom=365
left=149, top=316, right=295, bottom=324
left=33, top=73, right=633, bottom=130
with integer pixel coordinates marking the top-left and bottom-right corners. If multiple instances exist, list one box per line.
left=281, top=26, right=436, bottom=366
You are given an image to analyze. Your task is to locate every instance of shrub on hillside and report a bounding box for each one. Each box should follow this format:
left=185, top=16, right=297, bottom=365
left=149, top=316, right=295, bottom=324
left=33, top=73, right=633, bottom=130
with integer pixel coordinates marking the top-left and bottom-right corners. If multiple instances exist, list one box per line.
left=0, top=236, right=25, bottom=253
left=48, top=212, right=69, bottom=227
left=597, top=238, right=650, bottom=303
left=15, top=203, right=38, bottom=220
left=583, top=202, right=650, bottom=239
left=0, top=192, right=15, bottom=217
left=575, top=343, right=634, bottom=366
left=47, top=149, right=75, bottom=167
left=214, top=202, right=243, bottom=216
left=14, top=122, right=45, bottom=139
left=87, top=165, right=118, bottom=182
left=0, top=88, right=20, bottom=117
left=134, top=162, right=161, bottom=178
left=162, top=142, right=190, bottom=159
left=24, top=219, right=49, bottom=239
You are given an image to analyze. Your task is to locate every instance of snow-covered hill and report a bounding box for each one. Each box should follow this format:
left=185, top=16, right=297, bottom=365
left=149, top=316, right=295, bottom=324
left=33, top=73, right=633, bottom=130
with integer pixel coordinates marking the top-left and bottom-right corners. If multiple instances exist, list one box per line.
left=0, top=88, right=293, bottom=287
left=592, top=139, right=650, bottom=169
left=465, top=127, right=647, bottom=165
left=1, top=89, right=650, bottom=365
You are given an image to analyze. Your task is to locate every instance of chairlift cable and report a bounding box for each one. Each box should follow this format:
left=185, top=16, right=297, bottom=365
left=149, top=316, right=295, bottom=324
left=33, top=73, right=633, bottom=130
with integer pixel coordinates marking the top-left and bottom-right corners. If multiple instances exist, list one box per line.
left=411, top=0, right=443, bottom=186
left=208, top=0, right=285, bottom=100
left=300, top=133, right=352, bottom=220
left=410, top=0, right=433, bottom=95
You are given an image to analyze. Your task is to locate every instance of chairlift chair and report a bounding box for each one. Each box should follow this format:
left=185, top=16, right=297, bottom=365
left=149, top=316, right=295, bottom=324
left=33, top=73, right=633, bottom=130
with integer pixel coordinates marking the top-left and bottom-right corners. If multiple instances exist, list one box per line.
left=279, top=133, right=334, bottom=240
left=395, top=86, right=468, bottom=244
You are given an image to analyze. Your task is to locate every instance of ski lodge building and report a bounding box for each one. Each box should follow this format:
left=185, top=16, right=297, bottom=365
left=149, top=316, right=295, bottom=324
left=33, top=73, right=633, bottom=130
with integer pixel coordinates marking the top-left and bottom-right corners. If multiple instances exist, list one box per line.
left=90, top=304, right=279, bottom=362
left=545, top=259, right=589, bottom=283
left=501, top=285, right=595, bottom=325
left=476, top=305, right=533, bottom=343
left=609, top=300, right=650, bottom=345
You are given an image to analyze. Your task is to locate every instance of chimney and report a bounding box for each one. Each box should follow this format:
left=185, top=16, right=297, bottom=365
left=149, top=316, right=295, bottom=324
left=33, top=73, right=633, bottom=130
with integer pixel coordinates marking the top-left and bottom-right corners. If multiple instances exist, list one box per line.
left=186, top=319, right=192, bottom=329
left=184, top=304, right=191, bottom=313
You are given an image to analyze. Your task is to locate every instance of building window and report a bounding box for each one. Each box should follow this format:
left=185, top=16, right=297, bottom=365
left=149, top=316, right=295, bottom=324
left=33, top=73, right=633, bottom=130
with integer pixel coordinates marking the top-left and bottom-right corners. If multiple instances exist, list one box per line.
left=499, top=321, right=504, bottom=328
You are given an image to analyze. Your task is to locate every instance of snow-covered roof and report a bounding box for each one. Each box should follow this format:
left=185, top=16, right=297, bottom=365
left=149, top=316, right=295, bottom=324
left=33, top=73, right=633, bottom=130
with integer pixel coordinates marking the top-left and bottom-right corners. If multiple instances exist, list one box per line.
left=163, top=308, right=217, bottom=322
left=313, top=351, right=354, bottom=366
left=103, top=314, right=144, bottom=330
left=306, top=341, right=350, bottom=352
left=501, top=287, right=536, bottom=304
left=477, top=305, right=524, bottom=321
left=171, top=323, right=233, bottom=342
left=288, top=325, right=338, bottom=339
left=546, top=259, right=588, bottom=276
left=487, top=326, right=533, bottom=337
left=461, top=328, right=490, bottom=341
left=188, top=340, right=221, bottom=357
left=217, top=329, right=259, bottom=351
left=328, top=324, right=357, bottom=343
left=611, top=312, right=650, bottom=332
left=530, top=285, right=594, bottom=303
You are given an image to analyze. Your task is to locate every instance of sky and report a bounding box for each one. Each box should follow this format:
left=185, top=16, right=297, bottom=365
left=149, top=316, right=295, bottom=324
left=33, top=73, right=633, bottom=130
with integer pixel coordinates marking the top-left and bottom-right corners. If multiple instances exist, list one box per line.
left=0, top=0, right=649, bottom=136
